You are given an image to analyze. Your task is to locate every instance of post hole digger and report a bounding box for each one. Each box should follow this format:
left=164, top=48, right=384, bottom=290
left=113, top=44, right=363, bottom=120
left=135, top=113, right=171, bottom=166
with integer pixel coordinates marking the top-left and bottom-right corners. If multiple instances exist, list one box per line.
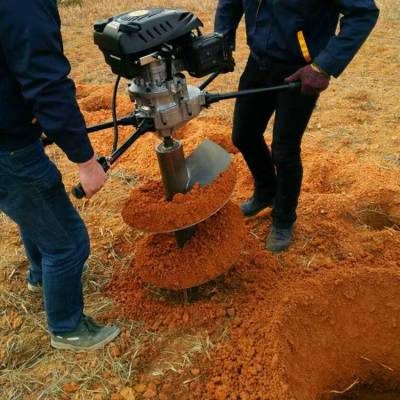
left=46, top=8, right=300, bottom=289
left=62, top=9, right=300, bottom=235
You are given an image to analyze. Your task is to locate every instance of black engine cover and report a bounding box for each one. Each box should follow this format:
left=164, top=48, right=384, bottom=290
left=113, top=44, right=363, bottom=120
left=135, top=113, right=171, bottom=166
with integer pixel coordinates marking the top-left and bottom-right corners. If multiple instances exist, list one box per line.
left=94, top=9, right=203, bottom=78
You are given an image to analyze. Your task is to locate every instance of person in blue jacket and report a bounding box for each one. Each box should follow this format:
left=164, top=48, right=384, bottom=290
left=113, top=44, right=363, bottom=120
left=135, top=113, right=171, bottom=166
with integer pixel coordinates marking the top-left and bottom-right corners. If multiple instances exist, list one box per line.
left=0, top=0, right=119, bottom=350
left=215, top=0, right=379, bottom=252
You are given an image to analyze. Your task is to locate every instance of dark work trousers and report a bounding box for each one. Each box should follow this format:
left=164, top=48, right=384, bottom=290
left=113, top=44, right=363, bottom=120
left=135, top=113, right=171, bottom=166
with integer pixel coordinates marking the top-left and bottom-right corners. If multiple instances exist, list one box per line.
left=0, top=140, right=89, bottom=334
left=232, top=56, right=318, bottom=228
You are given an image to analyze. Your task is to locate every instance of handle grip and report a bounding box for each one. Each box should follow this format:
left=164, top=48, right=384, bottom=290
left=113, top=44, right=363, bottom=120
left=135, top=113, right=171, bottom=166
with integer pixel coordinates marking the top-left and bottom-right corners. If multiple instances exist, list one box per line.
left=286, top=81, right=302, bottom=90
left=72, top=183, right=86, bottom=199
left=72, top=156, right=109, bottom=200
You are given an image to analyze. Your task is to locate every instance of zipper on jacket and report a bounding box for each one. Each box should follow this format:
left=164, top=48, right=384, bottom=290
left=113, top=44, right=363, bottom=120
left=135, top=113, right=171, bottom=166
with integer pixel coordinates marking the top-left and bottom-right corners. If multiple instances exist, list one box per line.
left=255, top=0, right=263, bottom=28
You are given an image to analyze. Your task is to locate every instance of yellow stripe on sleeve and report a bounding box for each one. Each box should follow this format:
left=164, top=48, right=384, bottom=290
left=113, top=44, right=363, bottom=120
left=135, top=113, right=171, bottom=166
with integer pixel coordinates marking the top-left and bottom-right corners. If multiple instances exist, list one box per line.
left=297, top=31, right=312, bottom=63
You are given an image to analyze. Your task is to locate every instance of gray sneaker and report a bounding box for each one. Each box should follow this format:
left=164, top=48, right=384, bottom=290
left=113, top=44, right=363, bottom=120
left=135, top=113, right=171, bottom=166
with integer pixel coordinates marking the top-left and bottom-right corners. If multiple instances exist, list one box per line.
left=27, top=280, right=43, bottom=293
left=27, top=264, right=89, bottom=293
left=51, top=315, right=120, bottom=351
left=240, top=196, right=274, bottom=217
left=266, top=225, right=294, bottom=253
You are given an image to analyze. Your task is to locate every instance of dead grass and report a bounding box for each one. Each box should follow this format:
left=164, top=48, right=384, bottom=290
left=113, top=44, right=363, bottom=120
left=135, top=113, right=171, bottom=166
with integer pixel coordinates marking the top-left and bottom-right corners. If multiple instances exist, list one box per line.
left=148, top=333, right=213, bottom=378
left=58, top=0, right=83, bottom=6
left=377, top=0, right=400, bottom=19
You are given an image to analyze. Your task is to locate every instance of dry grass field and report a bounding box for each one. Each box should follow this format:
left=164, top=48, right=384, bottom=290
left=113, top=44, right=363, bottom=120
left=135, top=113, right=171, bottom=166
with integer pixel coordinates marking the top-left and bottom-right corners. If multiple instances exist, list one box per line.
left=1, top=1, right=400, bottom=399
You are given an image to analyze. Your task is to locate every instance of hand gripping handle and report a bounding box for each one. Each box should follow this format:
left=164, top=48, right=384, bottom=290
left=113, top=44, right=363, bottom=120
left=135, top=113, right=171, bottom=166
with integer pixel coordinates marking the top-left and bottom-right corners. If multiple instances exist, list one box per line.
left=72, top=157, right=110, bottom=199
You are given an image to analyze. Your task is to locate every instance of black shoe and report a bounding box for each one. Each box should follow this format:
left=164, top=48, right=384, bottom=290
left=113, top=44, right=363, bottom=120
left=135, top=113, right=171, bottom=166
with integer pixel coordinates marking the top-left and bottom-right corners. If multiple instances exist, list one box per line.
left=266, top=225, right=294, bottom=253
left=240, top=196, right=274, bottom=217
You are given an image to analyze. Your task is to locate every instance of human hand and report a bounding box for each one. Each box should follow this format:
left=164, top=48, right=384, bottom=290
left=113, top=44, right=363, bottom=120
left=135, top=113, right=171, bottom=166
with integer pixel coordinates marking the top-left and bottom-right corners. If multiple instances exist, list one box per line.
left=285, top=64, right=330, bottom=95
left=78, top=155, right=107, bottom=199
left=220, top=55, right=235, bottom=74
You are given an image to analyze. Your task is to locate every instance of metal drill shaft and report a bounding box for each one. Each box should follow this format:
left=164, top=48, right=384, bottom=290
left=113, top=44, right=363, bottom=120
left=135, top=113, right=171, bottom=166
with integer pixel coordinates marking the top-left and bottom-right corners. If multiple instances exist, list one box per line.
left=156, top=137, right=196, bottom=247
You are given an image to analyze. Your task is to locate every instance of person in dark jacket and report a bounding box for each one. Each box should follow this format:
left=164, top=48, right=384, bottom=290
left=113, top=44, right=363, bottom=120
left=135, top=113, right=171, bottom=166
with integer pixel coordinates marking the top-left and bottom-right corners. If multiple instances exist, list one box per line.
left=215, top=0, right=379, bottom=252
left=0, top=0, right=119, bottom=350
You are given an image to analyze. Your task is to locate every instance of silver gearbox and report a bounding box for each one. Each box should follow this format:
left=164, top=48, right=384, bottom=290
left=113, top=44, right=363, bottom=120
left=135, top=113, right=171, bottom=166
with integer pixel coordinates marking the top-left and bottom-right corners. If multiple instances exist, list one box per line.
left=128, top=60, right=205, bottom=136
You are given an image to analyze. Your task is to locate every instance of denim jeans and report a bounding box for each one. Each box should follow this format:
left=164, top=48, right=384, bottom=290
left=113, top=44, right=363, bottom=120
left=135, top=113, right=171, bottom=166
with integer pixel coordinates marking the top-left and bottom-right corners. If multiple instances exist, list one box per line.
left=233, top=56, right=318, bottom=228
left=0, top=140, right=89, bottom=334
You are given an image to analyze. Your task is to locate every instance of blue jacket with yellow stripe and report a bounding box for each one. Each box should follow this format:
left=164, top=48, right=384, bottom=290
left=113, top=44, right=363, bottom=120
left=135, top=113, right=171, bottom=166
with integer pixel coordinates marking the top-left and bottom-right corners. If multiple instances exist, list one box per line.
left=0, top=0, right=93, bottom=162
left=215, top=0, right=379, bottom=77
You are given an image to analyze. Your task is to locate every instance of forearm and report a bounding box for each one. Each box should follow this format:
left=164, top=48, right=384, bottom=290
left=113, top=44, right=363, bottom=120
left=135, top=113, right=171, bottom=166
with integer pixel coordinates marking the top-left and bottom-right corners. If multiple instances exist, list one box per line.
left=314, top=0, right=379, bottom=77
left=29, top=75, right=94, bottom=163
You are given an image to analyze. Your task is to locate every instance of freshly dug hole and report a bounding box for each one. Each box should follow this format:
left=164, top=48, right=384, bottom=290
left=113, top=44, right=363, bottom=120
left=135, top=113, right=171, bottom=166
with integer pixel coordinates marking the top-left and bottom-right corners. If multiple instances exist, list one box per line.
left=349, top=188, right=400, bottom=231
left=122, top=164, right=236, bottom=233
left=132, top=202, right=247, bottom=290
left=356, top=207, right=400, bottom=231
left=269, top=268, right=400, bottom=400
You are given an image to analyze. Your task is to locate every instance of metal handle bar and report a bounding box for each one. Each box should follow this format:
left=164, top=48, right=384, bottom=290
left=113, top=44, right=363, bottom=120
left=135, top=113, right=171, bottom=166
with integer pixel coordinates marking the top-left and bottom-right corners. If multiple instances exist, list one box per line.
left=205, top=81, right=301, bottom=105
left=72, top=121, right=148, bottom=199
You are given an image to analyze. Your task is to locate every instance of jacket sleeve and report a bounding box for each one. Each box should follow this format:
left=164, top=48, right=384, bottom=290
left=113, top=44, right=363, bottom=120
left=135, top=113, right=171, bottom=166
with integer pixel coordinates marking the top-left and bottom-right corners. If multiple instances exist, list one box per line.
left=0, top=0, right=94, bottom=163
left=214, top=0, right=244, bottom=49
left=314, top=0, right=379, bottom=78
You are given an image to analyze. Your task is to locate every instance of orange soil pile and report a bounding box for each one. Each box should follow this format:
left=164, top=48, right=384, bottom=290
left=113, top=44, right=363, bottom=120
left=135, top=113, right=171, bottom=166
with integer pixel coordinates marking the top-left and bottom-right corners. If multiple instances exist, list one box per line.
left=121, top=165, right=236, bottom=233
left=133, top=202, right=247, bottom=290
left=190, top=268, right=400, bottom=400
left=270, top=268, right=400, bottom=400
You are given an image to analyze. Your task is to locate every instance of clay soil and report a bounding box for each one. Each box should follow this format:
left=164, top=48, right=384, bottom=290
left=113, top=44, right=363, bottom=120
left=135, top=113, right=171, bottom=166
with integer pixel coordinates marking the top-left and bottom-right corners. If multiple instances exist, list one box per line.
left=1, top=1, right=400, bottom=400
left=123, top=202, right=246, bottom=290
left=122, top=165, right=236, bottom=233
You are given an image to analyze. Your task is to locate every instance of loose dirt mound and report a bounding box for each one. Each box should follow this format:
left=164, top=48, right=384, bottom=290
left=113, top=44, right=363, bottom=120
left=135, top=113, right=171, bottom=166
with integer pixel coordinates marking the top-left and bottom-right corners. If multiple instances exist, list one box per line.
left=269, top=268, right=400, bottom=400
left=181, top=269, right=400, bottom=400
left=121, top=165, right=236, bottom=233
left=133, top=202, right=247, bottom=290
